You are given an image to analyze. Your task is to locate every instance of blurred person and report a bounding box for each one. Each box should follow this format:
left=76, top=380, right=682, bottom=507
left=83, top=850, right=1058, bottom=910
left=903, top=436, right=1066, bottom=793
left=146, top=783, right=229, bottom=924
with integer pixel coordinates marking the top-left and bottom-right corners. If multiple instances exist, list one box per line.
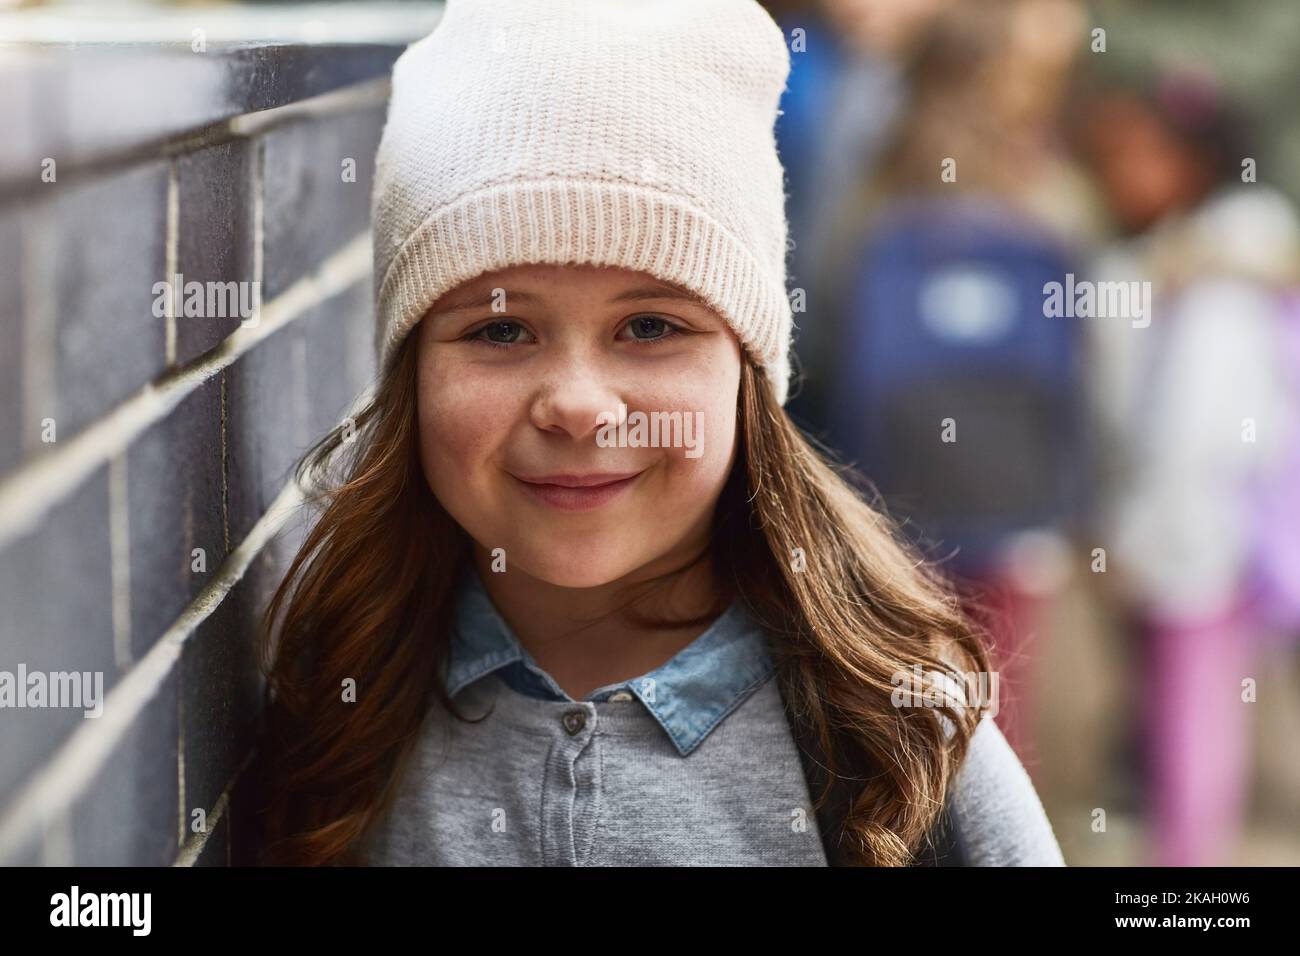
left=817, top=0, right=1092, bottom=763
left=797, top=0, right=957, bottom=264
left=765, top=0, right=954, bottom=433
left=832, top=0, right=1094, bottom=247
left=1080, top=68, right=1300, bottom=866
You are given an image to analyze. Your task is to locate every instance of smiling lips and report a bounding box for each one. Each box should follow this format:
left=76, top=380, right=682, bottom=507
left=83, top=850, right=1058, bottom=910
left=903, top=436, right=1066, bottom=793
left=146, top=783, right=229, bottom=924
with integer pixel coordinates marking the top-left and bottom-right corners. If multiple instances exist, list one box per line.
left=512, top=470, right=644, bottom=511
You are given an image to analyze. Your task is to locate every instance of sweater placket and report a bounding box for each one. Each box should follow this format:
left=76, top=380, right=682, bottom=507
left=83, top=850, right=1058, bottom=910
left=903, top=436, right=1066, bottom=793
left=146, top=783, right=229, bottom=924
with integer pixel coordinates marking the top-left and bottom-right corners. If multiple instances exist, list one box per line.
left=539, top=702, right=601, bottom=866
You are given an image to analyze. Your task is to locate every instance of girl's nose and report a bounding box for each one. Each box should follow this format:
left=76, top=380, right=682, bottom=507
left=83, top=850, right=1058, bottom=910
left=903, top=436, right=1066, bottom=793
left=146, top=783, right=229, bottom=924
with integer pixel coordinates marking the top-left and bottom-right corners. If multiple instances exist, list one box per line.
left=527, top=364, right=625, bottom=441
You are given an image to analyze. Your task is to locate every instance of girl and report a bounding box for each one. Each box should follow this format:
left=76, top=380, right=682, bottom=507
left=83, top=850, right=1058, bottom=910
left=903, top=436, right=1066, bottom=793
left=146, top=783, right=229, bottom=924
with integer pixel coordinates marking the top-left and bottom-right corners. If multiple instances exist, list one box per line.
left=249, top=0, right=1065, bottom=867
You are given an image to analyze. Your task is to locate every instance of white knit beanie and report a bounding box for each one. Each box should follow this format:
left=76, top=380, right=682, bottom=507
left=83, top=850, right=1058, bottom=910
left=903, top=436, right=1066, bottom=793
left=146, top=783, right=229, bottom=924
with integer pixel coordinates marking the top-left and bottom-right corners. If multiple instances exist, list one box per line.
left=371, top=0, right=795, bottom=404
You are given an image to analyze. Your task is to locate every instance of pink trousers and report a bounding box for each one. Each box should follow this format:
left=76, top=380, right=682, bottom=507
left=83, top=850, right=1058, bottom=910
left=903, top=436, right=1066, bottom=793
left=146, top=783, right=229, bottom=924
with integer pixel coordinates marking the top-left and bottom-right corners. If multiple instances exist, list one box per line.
left=1139, top=605, right=1252, bottom=867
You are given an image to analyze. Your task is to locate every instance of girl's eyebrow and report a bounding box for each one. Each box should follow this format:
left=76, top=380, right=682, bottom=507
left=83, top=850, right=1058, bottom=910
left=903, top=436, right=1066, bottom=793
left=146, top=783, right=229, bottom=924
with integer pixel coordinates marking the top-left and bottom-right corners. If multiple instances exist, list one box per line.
left=436, top=288, right=544, bottom=314
left=611, top=284, right=711, bottom=307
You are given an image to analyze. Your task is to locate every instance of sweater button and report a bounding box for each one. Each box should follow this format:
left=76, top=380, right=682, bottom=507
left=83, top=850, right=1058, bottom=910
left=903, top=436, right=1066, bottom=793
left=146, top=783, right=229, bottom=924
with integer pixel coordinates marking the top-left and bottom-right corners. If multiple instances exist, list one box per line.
left=562, top=709, right=587, bottom=735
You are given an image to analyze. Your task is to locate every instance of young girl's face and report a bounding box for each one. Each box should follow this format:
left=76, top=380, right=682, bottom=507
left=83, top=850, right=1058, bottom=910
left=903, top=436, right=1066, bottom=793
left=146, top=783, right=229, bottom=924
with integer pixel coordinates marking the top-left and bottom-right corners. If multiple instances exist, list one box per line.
left=415, top=264, right=742, bottom=588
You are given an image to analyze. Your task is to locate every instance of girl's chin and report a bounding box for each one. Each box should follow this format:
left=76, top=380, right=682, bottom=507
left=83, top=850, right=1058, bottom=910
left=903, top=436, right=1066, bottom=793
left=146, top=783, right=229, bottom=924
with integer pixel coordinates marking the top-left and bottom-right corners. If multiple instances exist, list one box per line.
left=504, top=546, right=642, bottom=590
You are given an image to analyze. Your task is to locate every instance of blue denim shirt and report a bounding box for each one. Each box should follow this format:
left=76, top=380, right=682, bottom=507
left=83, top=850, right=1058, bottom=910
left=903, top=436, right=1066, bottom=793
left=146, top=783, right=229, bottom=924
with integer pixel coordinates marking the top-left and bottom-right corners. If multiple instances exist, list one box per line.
left=442, top=566, right=775, bottom=757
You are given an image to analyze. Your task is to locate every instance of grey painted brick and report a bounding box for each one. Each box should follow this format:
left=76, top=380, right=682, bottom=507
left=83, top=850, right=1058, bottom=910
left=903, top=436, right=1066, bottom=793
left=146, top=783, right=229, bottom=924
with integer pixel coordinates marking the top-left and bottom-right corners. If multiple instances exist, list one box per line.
left=226, top=322, right=308, bottom=545
left=189, top=515, right=307, bottom=868
left=0, top=466, right=116, bottom=808
left=67, top=664, right=179, bottom=865
left=302, top=279, right=373, bottom=444
left=181, top=571, right=261, bottom=826
left=194, top=809, right=229, bottom=867
left=0, top=208, right=22, bottom=478
left=253, top=508, right=309, bottom=620
left=262, top=105, right=387, bottom=299
left=175, top=141, right=256, bottom=366
left=39, top=161, right=169, bottom=442
left=0, top=44, right=418, bottom=188
left=345, top=277, right=378, bottom=399
left=228, top=774, right=261, bottom=866
left=126, top=371, right=226, bottom=662
left=1, top=827, right=43, bottom=866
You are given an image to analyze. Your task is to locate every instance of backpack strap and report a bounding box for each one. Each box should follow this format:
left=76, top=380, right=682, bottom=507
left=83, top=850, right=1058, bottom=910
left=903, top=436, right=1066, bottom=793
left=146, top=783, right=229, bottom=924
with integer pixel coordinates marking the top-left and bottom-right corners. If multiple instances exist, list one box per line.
left=780, top=669, right=968, bottom=866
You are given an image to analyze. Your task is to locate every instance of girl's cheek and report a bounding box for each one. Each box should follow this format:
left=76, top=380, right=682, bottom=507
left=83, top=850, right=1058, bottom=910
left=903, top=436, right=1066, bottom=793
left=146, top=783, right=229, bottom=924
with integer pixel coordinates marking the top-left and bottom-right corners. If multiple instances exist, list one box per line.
left=418, top=357, right=521, bottom=487
left=634, top=368, right=738, bottom=486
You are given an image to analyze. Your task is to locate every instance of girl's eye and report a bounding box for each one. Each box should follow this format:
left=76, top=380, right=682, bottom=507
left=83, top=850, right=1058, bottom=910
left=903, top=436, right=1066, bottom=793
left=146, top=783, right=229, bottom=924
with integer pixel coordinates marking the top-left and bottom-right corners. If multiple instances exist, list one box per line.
left=467, top=320, right=532, bottom=349
left=465, top=315, right=684, bottom=349
left=623, top=314, right=681, bottom=344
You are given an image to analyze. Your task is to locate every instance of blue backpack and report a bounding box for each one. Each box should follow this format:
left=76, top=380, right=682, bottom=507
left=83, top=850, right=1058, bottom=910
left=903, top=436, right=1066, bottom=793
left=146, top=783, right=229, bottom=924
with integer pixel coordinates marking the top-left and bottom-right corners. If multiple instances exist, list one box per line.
left=828, top=196, right=1085, bottom=573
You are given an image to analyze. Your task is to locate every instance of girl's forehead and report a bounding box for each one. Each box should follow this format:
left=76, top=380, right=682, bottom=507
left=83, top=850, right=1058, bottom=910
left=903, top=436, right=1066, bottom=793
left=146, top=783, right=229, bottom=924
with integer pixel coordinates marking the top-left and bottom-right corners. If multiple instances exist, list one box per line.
left=433, top=264, right=716, bottom=313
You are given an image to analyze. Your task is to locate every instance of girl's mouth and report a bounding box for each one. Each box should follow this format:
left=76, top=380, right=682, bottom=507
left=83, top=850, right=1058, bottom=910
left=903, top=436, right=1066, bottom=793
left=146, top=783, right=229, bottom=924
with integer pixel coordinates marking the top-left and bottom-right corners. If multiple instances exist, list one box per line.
left=511, top=470, right=644, bottom=512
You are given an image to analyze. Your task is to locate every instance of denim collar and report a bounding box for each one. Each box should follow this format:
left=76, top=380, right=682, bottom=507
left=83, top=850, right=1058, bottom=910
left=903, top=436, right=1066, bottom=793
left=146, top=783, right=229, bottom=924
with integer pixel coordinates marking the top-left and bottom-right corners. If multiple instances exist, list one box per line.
left=443, top=566, right=775, bottom=757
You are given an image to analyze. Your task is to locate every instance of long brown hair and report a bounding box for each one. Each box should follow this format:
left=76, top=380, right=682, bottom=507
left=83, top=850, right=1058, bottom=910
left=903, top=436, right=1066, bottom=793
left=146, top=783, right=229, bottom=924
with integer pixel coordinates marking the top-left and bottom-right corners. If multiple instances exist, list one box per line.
left=249, top=329, right=994, bottom=866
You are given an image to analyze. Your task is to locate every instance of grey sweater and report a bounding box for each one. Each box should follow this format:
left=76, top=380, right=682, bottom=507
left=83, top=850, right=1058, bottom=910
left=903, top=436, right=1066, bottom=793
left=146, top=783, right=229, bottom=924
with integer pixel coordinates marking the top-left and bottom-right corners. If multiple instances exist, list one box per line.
left=358, top=666, right=1067, bottom=866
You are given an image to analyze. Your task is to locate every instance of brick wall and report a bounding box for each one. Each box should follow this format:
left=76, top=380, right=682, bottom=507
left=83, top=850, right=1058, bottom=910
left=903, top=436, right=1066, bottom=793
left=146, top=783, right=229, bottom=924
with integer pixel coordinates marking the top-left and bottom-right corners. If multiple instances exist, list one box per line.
left=0, top=11, right=439, bottom=866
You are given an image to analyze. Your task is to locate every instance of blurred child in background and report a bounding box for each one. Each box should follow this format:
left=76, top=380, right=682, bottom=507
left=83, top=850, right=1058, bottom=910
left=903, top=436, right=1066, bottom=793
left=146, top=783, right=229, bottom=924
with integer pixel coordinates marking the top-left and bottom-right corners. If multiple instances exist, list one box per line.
left=1080, top=68, right=1300, bottom=865
left=812, top=0, right=1091, bottom=763
left=765, top=0, right=954, bottom=432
